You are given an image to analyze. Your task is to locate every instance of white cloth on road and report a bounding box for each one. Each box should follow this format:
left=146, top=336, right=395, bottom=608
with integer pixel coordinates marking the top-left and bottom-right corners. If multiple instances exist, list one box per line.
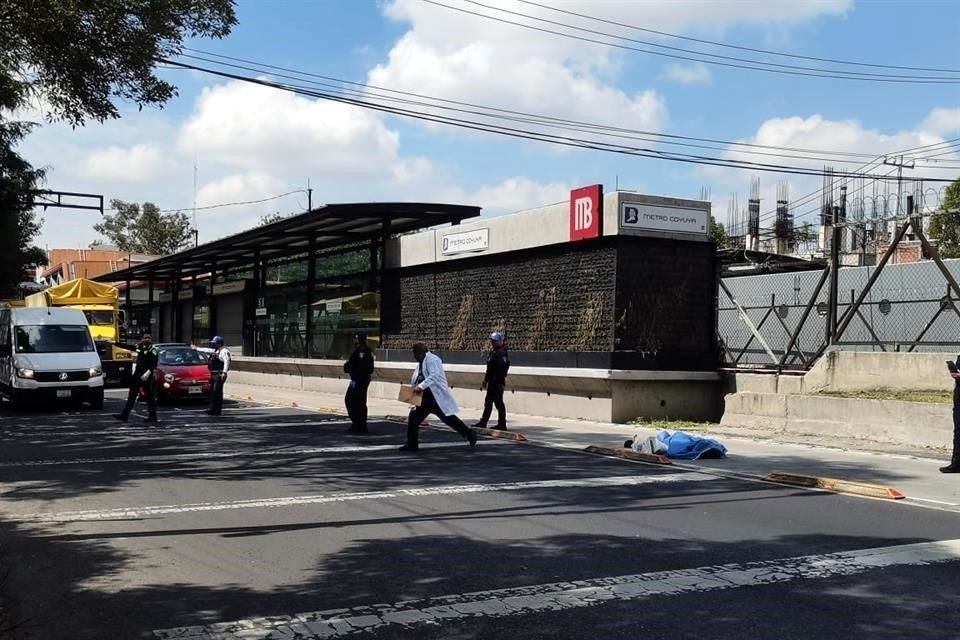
left=410, top=351, right=459, bottom=415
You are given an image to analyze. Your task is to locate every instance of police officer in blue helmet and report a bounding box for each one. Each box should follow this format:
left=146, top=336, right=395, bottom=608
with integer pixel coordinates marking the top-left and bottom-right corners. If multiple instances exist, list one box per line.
left=473, top=331, right=510, bottom=430
left=206, top=335, right=231, bottom=416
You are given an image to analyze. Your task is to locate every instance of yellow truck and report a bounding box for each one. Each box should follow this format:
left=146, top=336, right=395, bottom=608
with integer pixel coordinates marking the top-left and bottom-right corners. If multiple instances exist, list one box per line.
left=25, top=278, right=135, bottom=385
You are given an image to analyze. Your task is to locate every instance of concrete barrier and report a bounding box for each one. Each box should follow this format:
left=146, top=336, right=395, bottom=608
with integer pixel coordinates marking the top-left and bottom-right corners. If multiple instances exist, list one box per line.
left=231, top=356, right=722, bottom=423
left=721, top=391, right=952, bottom=449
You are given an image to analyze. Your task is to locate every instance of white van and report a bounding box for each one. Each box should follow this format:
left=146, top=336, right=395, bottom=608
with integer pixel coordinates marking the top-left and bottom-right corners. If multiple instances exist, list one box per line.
left=0, top=307, right=105, bottom=409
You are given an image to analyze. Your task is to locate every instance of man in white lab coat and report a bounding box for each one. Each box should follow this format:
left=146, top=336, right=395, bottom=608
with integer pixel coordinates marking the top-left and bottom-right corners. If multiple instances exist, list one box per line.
left=401, top=342, right=477, bottom=452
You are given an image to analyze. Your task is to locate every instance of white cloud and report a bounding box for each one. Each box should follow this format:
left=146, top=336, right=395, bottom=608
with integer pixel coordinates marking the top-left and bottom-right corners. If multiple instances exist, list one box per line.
left=179, top=80, right=429, bottom=182
left=435, top=177, right=570, bottom=215
left=76, top=143, right=167, bottom=182
left=663, top=62, right=712, bottom=84
left=704, top=107, right=960, bottom=229
left=369, top=0, right=851, bottom=138
left=922, top=108, right=960, bottom=136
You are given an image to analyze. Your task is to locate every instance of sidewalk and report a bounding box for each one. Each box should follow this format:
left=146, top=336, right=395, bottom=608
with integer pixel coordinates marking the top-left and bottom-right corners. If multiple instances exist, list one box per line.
left=226, top=382, right=960, bottom=511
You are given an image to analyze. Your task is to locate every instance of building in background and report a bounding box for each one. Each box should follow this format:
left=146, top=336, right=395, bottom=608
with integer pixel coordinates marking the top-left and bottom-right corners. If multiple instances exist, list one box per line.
left=37, top=246, right=159, bottom=286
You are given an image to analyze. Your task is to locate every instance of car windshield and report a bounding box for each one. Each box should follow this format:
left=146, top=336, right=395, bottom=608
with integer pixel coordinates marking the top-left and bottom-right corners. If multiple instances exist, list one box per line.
left=14, top=325, right=95, bottom=354
left=158, top=348, right=209, bottom=366
left=83, top=310, right=115, bottom=326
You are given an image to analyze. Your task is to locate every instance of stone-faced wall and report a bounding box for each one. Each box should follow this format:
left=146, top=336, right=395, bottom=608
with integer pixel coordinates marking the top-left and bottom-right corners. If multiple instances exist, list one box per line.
left=381, top=240, right=617, bottom=353
left=613, top=236, right=717, bottom=370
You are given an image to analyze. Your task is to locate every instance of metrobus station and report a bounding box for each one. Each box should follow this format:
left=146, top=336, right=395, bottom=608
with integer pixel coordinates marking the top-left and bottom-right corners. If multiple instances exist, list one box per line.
left=97, top=187, right=721, bottom=423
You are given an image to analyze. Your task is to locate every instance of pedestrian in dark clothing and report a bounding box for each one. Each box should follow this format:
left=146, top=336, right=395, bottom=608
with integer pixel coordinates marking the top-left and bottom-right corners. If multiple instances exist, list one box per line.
left=474, top=332, right=510, bottom=430
left=942, top=356, right=960, bottom=473
left=400, top=342, right=477, bottom=452
left=114, top=333, right=159, bottom=423
left=205, top=336, right=231, bottom=416
left=344, top=332, right=375, bottom=433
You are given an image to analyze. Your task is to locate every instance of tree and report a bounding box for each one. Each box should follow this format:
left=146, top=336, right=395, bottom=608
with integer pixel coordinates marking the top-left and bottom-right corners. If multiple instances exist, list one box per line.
left=928, top=179, right=960, bottom=258
left=94, top=200, right=192, bottom=255
left=0, top=0, right=235, bottom=291
left=709, top=216, right=728, bottom=248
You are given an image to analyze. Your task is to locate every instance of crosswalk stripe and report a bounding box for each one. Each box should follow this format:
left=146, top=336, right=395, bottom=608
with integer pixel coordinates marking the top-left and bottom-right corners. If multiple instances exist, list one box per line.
left=0, top=440, right=496, bottom=470
left=152, top=538, right=960, bottom=639
left=19, top=471, right=712, bottom=522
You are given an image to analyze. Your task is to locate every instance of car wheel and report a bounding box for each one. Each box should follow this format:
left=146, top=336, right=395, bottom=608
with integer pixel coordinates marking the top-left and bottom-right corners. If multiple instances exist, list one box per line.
left=89, top=389, right=105, bottom=410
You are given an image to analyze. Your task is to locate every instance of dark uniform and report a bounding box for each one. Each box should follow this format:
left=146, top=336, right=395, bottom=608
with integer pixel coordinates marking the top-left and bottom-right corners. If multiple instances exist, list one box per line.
left=476, top=344, right=510, bottom=430
left=115, top=341, right=159, bottom=423
left=207, top=346, right=228, bottom=416
left=344, top=339, right=375, bottom=432
left=944, top=356, right=960, bottom=473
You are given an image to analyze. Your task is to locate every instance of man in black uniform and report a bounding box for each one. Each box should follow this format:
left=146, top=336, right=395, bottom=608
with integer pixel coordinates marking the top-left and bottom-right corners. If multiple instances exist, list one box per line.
left=943, top=356, right=960, bottom=473
left=474, top=332, right=510, bottom=430
left=114, top=333, right=159, bottom=423
left=206, top=336, right=231, bottom=416
left=344, top=332, right=375, bottom=433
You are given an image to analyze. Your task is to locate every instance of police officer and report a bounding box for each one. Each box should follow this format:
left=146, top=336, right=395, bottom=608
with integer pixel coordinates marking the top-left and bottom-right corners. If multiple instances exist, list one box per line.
left=474, top=332, right=510, bottom=430
left=943, top=357, right=960, bottom=473
left=114, top=333, right=159, bottom=423
left=206, top=336, right=231, bottom=416
left=344, top=332, right=375, bottom=433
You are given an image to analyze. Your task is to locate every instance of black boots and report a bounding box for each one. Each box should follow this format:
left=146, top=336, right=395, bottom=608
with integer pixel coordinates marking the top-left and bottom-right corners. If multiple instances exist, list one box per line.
left=940, top=461, right=960, bottom=473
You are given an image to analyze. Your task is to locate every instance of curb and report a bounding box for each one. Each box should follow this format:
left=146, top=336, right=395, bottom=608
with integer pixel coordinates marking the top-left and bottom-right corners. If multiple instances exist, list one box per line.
left=763, top=471, right=906, bottom=500
left=583, top=445, right=672, bottom=465
left=472, top=427, right=528, bottom=442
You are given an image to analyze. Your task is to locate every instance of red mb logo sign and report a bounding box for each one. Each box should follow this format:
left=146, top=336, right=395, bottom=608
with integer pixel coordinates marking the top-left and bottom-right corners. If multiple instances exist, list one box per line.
left=569, top=184, right=602, bottom=241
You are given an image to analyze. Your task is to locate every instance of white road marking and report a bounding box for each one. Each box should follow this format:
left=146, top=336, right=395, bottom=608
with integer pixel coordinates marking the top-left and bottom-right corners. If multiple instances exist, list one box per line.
left=0, top=440, right=497, bottom=470
left=153, top=538, right=960, bottom=639
left=19, top=472, right=712, bottom=522
left=0, top=419, right=352, bottom=439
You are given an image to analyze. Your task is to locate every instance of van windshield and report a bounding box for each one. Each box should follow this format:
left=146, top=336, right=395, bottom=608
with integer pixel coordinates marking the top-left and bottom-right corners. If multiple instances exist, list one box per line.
left=14, top=325, right=95, bottom=354
left=83, top=310, right=115, bottom=326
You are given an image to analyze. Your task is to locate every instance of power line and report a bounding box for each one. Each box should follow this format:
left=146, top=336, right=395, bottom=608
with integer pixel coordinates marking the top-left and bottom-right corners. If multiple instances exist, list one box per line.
left=161, top=57, right=958, bottom=183
left=422, top=0, right=960, bottom=84
left=516, top=0, right=960, bottom=75
left=180, top=49, right=909, bottom=162
left=175, top=50, right=960, bottom=172
left=105, top=190, right=306, bottom=214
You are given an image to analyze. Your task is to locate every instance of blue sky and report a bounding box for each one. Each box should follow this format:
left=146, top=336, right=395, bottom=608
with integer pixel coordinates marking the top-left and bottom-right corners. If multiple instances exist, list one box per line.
left=15, top=0, right=960, bottom=249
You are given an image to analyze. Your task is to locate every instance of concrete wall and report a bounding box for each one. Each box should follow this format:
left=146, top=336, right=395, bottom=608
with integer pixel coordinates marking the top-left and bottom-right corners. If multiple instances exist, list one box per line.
left=722, top=391, right=952, bottom=449
left=726, top=351, right=956, bottom=395
left=381, top=240, right=618, bottom=353
left=230, top=356, right=722, bottom=423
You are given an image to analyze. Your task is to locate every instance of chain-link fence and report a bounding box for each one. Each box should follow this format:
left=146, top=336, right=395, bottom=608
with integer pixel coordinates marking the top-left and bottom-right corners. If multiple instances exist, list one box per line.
left=720, top=257, right=960, bottom=369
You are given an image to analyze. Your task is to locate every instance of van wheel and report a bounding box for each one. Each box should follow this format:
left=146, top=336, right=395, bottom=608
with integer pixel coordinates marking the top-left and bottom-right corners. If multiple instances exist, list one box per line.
left=89, top=389, right=105, bottom=410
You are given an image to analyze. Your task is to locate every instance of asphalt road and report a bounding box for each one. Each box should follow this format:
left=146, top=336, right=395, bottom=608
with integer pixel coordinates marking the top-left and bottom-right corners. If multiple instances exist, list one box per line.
left=0, top=389, right=958, bottom=639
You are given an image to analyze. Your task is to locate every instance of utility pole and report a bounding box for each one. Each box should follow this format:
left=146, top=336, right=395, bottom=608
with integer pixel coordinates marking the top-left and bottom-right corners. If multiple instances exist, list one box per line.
left=307, top=178, right=313, bottom=212
left=192, top=161, right=199, bottom=247
left=883, top=154, right=915, bottom=222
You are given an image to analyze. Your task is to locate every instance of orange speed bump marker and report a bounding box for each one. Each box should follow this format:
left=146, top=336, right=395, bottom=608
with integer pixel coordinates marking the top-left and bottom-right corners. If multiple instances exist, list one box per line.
left=764, top=471, right=906, bottom=500
left=583, top=445, right=672, bottom=465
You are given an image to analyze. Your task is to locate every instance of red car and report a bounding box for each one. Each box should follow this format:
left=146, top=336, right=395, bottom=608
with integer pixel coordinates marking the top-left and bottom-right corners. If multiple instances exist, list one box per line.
left=149, top=344, right=213, bottom=402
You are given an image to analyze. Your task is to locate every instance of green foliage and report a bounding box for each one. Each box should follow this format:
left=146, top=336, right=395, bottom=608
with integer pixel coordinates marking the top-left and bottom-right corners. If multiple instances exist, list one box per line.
left=928, top=179, right=960, bottom=258
left=94, top=200, right=192, bottom=255
left=0, top=0, right=235, bottom=291
left=708, top=216, right=728, bottom=248
left=0, top=118, right=46, bottom=297
left=0, top=0, right=236, bottom=126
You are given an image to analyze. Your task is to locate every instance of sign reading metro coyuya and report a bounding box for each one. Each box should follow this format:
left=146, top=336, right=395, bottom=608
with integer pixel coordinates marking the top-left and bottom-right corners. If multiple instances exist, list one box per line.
left=620, top=202, right=707, bottom=236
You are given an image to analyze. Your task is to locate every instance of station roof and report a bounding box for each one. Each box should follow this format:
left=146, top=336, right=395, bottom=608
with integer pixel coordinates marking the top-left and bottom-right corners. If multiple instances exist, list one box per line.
left=95, top=202, right=481, bottom=282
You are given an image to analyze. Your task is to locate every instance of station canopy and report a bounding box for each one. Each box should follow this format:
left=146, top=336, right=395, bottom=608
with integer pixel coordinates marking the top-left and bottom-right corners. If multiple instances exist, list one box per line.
left=95, top=202, right=481, bottom=282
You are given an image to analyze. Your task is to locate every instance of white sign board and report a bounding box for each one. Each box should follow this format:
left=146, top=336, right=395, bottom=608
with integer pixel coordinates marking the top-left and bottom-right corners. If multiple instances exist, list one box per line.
left=441, top=228, right=490, bottom=255
left=213, top=280, right=246, bottom=296
left=620, top=203, right=708, bottom=236
left=255, top=307, right=268, bottom=317
left=325, top=301, right=343, bottom=313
